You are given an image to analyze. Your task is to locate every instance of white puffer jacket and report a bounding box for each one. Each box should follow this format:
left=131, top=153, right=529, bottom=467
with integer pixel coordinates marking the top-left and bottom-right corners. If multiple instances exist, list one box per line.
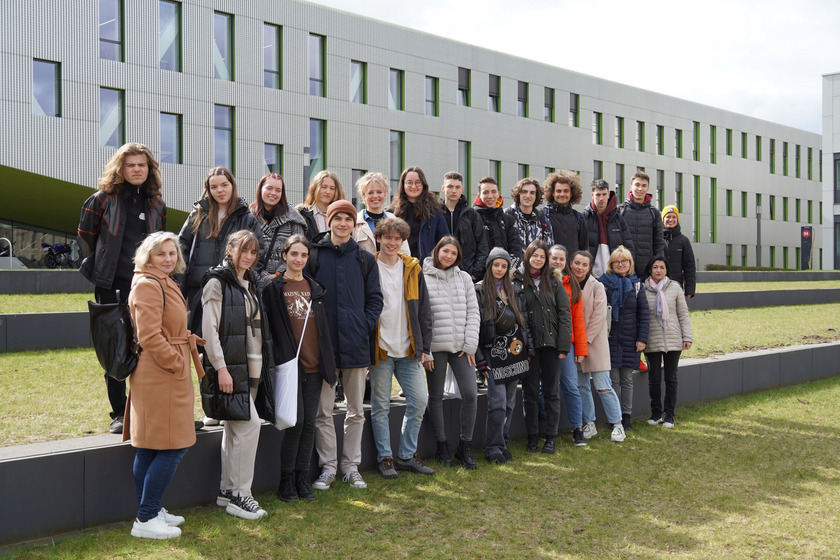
left=422, top=257, right=480, bottom=354
left=643, top=277, right=692, bottom=353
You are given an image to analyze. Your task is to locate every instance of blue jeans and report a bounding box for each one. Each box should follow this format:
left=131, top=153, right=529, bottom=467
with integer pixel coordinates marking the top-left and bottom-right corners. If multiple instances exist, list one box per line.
left=484, top=373, right=517, bottom=457
left=559, top=343, right=583, bottom=427
left=133, top=447, right=188, bottom=522
left=369, top=356, right=428, bottom=462
left=579, top=370, right=623, bottom=425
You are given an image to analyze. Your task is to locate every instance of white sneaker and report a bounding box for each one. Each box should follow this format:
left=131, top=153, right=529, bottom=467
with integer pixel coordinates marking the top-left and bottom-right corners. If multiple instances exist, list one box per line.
left=226, top=494, right=267, bottom=520
left=131, top=515, right=181, bottom=539
left=158, top=507, right=184, bottom=527
left=582, top=422, right=597, bottom=439
left=662, top=420, right=675, bottom=429
left=202, top=416, right=220, bottom=426
left=610, top=424, right=626, bottom=442
left=343, top=470, right=367, bottom=489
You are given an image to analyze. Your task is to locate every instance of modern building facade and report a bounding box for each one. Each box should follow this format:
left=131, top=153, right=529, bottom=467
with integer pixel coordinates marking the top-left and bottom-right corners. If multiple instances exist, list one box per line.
left=821, top=72, right=840, bottom=270
left=1, top=0, right=826, bottom=269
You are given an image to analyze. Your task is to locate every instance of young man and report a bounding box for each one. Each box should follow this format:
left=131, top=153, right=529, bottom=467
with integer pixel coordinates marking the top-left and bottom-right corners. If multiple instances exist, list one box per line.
left=505, top=178, right=553, bottom=249
left=618, top=172, right=665, bottom=277
left=581, top=179, right=634, bottom=278
left=369, top=217, right=434, bottom=479
left=440, top=172, right=489, bottom=281
left=661, top=205, right=696, bottom=298
left=473, top=177, right=523, bottom=269
left=309, top=200, right=383, bottom=490
left=542, top=171, right=588, bottom=255
left=77, top=143, right=167, bottom=434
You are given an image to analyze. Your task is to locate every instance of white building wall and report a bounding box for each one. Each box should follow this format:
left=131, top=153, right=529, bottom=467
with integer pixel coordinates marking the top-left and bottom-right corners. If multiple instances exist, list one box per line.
left=822, top=73, right=839, bottom=269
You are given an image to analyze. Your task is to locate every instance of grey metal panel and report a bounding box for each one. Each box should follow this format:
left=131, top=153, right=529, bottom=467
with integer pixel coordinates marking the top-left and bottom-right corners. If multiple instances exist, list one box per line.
left=3, top=312, right=90, bottom=352
left=697, top=271, right=840, bottom=283
left=811, top=344, right=840, bottom=379
left=0, top=315, right=6, bottom=352
left=778, top=346, right=815, bottom=386
left=0, top=271, right=93, bottom=294
left=699, top=358, right=745, bottom=401
left=742, top=358, right=781, bottom=393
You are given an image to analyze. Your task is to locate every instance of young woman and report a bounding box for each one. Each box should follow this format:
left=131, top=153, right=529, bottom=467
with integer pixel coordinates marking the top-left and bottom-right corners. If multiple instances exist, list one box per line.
left=353, top=172, right=409, bottom=254
left=263, top=235, right=336, bottom=501
left=475, top=247, right=529, bottom=465
left=297, top=170, right=346, bottom=240
left=390, top=166, right=449, bottom=263
left=423, top=236, right=481, bottom=469
left=200, top=230, right=269, bottom=520
left=599, top=246, right=649, bottom=431
left=178, top=167, right=264, bottom=305
left=643, top=257, right=693, bottom=428
left=570, top=250, right=626, bottom=442
left=513, top=240, right=572, bottom=453
left=126, top=232, right=203, bottom=539
left=547, top=245, right=588, bottom=446
left=250, top=173, right=307, bottom=277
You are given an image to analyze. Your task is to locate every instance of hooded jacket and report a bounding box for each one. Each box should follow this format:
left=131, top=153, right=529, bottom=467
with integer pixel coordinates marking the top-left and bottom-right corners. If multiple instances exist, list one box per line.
left=581, top=192, right=634, bottom=258
left=643, top=276, right=693, bottom=353
left=618, top=192, right=665, bottom=277
left=512, top=269, right=572, bottom=354
left=544, top=202, right=588, bottom=255
left=663, top=224, right=696, bottom=297
left=441, top=195, right=490, bottom=280
left=505, top=204, right=554, bottom=249
left=257, top=206, right=308, bottom=276
left=473, top=194, right=524, bottom=269
left=422, top=257, right=480, bottom=354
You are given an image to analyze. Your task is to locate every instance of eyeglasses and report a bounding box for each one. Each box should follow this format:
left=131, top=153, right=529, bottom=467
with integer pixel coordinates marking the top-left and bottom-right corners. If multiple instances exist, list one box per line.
left=404, top=180, right=423, bottom=187
left=613, top=260, right=630, bottom=266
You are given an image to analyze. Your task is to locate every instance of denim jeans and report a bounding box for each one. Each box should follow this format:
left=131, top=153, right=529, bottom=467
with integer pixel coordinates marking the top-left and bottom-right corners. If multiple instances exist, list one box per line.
left=280, top=371, right=322, bottom=473
left=523, top=348, right=562, bottom=436
left=484, top=373, right=517, bottom=457
left=426, top=351, right=478, bottom=442
left=133, top=447, right=188, bottom=522
left=645, top=351, right=681, bottom=420
left=579, top=370, right=623, bottom=424
left=610, top=367, right=634, bottom=415
left=558, top=343, right=583, bottom=428
left=369, top=356, right=429, bottom=462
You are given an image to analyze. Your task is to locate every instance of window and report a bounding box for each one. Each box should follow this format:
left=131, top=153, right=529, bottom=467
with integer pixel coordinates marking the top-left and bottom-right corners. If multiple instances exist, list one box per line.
left=710, top=178, right=717, bottom=243
left=675, top=129, right=683, bottom=158
left=769, top=195, right=776, bottom=220
left=769, top=139, right=775, bottom=174
left=726, top=244, right=732, bottom=266
left=726, top=189, right=733, bottom=217
left=213, top=11, right=234, bottom=81
left=517, top=81, right=528, bottom=117
left=808, top=147, right=813, bottom=180
left=459, top=141, right=471, bottom=192
left=675, top=172, right=683, bottom=213
left=795, top=144, right=801, bottom=178
left=692, top=121, right=700, bottom=161
left=99, top=87, right=124, bottom=148
left=350, top=60, right=366, bottom=103
left=709, top=125, right=717, bottom=164
left=518, top=163, right=530, bottom=179
left=389, top=68, right=404, bottom=111
left=656, top=124, right=664, bottom=155
left=389, top=130, right=403, bottom=193
left=308, top=34, right=325, bottom=96
left=795, top=247, right=801, bottom=270
left=741, top=132, right=748, bottom=158
left=544, top=87, right=554, bottom=122
left=32, top=59, right=61, bottom=117
left=741, top=191, right=748, bottom=218
left=636, top=121, right=645, bottom=152
left=741, top=245, right=748, bottom=267
left=264, top=143, right=282, bottom=174
left=756, top=193, right=762, bottom=221
left=783, top=197, right=789, bottom=221
left=99, top=0, right=123, bottom=61
left=693, top=175, right=700, bottom=242
left=545, top=167, right=555, bottom=177
left=756, top=135, right=762, bottom=162
left=488, top=74, right=500, bottom=113
left=835, top=154, right=840, bottom=203
left=783, top=247, right=789, bottom=269
left=457, top=67, right=470, bottom=107
left=593, top=112, right=603, bottom=145
left=796, top=198, right=801, bottom=222
left=351, top=169, right=366, bottom=208
left=808, top=200, right=813, bottom=223
left=656, top=169, right=665, bottom=206
left=726, top=128, right=733, bottom=156
left=569, top=93, right=579, bottom=127
left=615, top=164, right=624, bottom=198
left=159, top=1, right=181, bottom=72
left=616, top=117, right=625, bottom=149
left=489, top=160, right=501, bottom=186
left=308, top=118, right=326, bottom=184
left=160, top=112, right=182, bottom=164
left=214, top=104, right=234, bottom=170
left=425, top=76, right=438, bottom=116
left=263, top=24, right=282, bottom=88
left=782, top=141, right=788, bottom=176
left=820, top=150, right=823, bottom=181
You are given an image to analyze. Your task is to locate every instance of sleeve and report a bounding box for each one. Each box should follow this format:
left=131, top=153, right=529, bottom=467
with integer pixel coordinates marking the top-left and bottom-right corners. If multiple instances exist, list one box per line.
left=635, top=284, right=650, bottom=344
left=542, top=212, right=555, bottom=245
left=553, top=280, right=572, bottom=355
left=462, top=272, right=481, bottom=354
left=570, top=298, right=588, bottom=357
left=158, top=201, right=167, bottom=232
left=132, top=279, right=183, bottom=374
left=200, top=279, right=227, bottom=371
left=178, top=211, right=197, bottom=265
left=417, top=271, right=433, bottom=355
left=587, top=282, right=608, bottom=344
left=618, top=214, right=634, bottom=256
left=77, top=194, right=103, bottom=258
left=675, top=287, right=693, bottom=343
left=471, top=215, right=490, bottom=279
left=682, top=238, right=697, bottom=297
left=577, top=212, right=589, bottom=255
left=247, top=214, right=267, bottom=258
left=652, top=210, right=665, bottom=258
left=435, top=212, right=450, bottom=244
left=506, top=215, right=524, bottom=269
left=363, top=252, right=384, bottom=334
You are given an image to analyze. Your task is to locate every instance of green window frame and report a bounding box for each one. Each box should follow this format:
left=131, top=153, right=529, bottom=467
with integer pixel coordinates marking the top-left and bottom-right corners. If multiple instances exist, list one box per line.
left=675, top=129, right=683, bottom=158
left=692, top=121, right=700, bottom=161
left=709, top=125, right=717, bottom=164
left=726, top=189, right=732, bottom=217
left=709, top=178, right=717, bottom=242
left=741, top=191, right=748, bottom=218
left=693, top=175, right=700, bottom=242
left=656, top=124, right=664, bottom=155
left=636, top=121, right=645, bottom=152
left=725, top=128, right=732, bottom=156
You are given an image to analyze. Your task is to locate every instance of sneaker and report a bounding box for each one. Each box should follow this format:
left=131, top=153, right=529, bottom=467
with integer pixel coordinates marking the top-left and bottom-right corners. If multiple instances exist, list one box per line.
left=378, top=457, right=399, bottom=479
left=541, top=436, right=556, bottom=454
left=194, top=420, right=205, bottom=431
left=572, top=427, right=587, bottom=447
left=158, top=507, right=184, bottom=527
left=582, top=422, right=597, bottom=439
left=131, top=515, right=181, bottom=539
left=312, top=471, right=336, bottom=490
left=610, top=424, right=626, bottom=442
left=343, top=471, right=368, bottom=489
left=526, top=434, right=539, bottom=452
left=647, top=416, right=663, bottom=426
left=486, top=452, right=507, bottom=464
left=109, top=416, right=124, bottom=434
left=216, top=488, right=233, bottom=507
left=395, top=454, right=435, bottom=475
left=202, top=416, right=220, bottom=426
left=226, top=494, right=267, bottom=520
left=663, top=416, right=675, bottom=429
left=501, top=448, right=513, bottom=462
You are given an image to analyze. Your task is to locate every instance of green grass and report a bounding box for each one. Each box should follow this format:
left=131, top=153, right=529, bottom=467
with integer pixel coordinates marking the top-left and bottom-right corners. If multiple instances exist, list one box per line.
left=697, top=280, right=840, bottom=292
left=4, top=376, right=840, bottom=559
left=0, top=293, right=91, bottom=314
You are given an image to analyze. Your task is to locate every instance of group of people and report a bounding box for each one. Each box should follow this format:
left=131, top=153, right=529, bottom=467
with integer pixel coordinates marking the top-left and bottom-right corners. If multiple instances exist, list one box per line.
left=77, top=143, right=694, bottom=540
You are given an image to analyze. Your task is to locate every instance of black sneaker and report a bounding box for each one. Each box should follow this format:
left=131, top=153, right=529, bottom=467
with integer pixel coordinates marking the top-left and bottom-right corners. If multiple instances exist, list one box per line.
left=226, top=494, right=267, bottom=520
left=542, top=436, right=557, bottom=454
left=109, top=416, right=124, bottom=434
left=572, top=427, right=587, bottom=447
left=395, top=454, right=435, bottom=475
left=378, top=457, right=399, bottom=479
left=526, top=434, right=539, bottom=452
left=216, top=488, right=233, bottom=507
left=502, top=448, right=513, bottom=462
left=486, top=452, right=507, bottom=464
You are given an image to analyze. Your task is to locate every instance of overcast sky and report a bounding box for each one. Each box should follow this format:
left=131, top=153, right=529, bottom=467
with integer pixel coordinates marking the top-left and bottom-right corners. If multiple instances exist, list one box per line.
left=313, top=0, right=839, bottom=134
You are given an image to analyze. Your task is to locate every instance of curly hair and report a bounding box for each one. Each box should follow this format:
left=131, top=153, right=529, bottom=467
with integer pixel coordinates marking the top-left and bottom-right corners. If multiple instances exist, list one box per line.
left=192, top=167, right=239, bottom=239
left=303, top=170, right=345, bottom=208
left=250, top=173, right=289, bottom=218
left=391, top=166, right=441, bottom=222
left=543, top=171, right=582, bottom=205
left=356, top=172, right=390, bottom=200
left=97, top=143, right=162, bottom=205
left=511, top=178, right=542, bottom=207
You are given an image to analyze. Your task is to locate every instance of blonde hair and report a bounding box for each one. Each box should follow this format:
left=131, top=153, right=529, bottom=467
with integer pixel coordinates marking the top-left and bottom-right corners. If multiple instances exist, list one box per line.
left=303, top=170, right=345, bottom=207
left=606, top=245, right=634, bottom=275
left=97, top=143, right=162, bottom=204
left=133, top=232, right=185, bottom=274
left=356, top=172, right=390, bottom=200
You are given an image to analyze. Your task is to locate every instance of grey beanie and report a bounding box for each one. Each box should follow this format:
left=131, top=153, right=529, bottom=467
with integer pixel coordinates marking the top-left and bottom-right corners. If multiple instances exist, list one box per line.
left=486, top=247, right=511, bottom=269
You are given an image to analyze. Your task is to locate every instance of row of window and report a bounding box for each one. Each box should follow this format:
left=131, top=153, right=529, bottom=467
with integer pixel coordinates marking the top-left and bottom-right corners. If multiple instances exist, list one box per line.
left=724, top=244, right=821, bottom=270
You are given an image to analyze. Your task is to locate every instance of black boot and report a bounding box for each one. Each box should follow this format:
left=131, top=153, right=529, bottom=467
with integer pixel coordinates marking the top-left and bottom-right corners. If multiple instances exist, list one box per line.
left=276, top=471, right=297, bottom=502
left=295, top=470, right=315, bottom=502
left=622, top=413, right=633, bottom=431
left=542, top=436, right=556, bottom=454
left=526, top=434, right=539, bottom=452
left=454, top=439, right=477, bottom=470
left=435, top=440, right=453, bottom=467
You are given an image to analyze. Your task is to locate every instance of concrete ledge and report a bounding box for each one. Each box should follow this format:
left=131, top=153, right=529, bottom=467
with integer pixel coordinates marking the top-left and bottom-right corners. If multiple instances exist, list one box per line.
left=690, top=289, right=840, bottom=310
left=697, top=271, right=840, bottom=282
left=0, top=270, right=92, bottom=294
left=0, top=312, right=90, bottom=352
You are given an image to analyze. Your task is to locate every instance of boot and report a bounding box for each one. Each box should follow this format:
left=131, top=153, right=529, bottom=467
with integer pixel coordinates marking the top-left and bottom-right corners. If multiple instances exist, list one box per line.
left=435, top=440, right=453, bottom=467
left=542, top=436, right=556, bottom=454
left=295, top=470, right=315, bottom=502
left=276, top=471, right=298, bottom=502
left=454, top=439, right=477, bottom=470
left=526, top=434, right=539, bottom=452
left=622, top=413, right=633, bottom=431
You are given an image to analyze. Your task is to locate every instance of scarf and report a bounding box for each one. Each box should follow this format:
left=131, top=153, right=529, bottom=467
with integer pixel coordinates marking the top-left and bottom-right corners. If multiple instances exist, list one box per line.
left=598, top=272, right=638, bottom=322
left=646, top=276, right=670, bottom=329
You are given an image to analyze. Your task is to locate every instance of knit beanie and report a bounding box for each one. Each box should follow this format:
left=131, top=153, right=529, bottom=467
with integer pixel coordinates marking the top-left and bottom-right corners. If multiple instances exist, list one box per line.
left=486, top=247, right=511, bottom=270
left=326, top=200, right=358, bottom=226
left=661, top=205, right=679, bottom=222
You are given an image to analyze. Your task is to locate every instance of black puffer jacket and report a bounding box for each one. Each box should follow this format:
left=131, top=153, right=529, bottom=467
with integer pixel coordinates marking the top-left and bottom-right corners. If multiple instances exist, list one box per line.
left=618, top=194, right=665, bottom=277
left=582, top=194, right=634, bottom=258
left=512, top=270, right=572, bottom=354
left=441, top=195, right=490, bottom=279
left=474, top=204, right=524, bottom=269
left=544, top=202, right=588, bottom=255
left=663, top=225, right=696, bottom=297
left=297, top=205, right=319, bottom=241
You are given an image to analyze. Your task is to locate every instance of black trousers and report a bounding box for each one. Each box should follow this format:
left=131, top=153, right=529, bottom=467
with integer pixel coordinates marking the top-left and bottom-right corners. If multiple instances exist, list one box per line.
left=522, top=347, right=562, bottom=437
left=95, top=277, right=131, bottom=419
left=645, top=350, right=681, bottom=420
left=280, top=371, right=322, bottom=472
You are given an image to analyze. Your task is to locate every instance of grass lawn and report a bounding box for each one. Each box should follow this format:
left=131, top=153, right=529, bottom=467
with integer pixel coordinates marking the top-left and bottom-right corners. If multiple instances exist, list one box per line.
left=697, top=280, right=840, bottom=292
left=3, top=376, right=840, bottom=559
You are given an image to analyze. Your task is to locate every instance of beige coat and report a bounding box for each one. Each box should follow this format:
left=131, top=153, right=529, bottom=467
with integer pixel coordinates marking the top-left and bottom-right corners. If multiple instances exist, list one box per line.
left=124, top=266, right=203, bottom=449
left=579, top=277, right=612, bottom=373
left=643, top=277, right=692, bottom=353
left=353, top=210, right=409, bottom=254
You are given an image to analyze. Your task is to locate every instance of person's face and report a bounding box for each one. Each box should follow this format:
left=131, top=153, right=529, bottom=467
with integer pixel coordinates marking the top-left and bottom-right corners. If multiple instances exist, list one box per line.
left=208, top=174, right=233, bottom=206
left=318, top=178, right=337, bottom=207
left=549, top=249, right=566, bottom=271
left=403, top=172, right=424, bottom=202
left=261, top=178, right=284, bottom=211
left=592, top=189, right=609, bottom=212
left=612, top=256, right=631, bottom=277
left=570, top=254, right=591, bottom=282
left=528, top=248, right=546, bottom=271
left=491, top=258, right=508, bottom=280
left=379, top=232, right=403, bottom=258
left=363, top=183, right=387, bottom=213
left=663, top=212, right=679, bottom=228
left=231, top=244, right=257, bottom=274
left=442, top=179, right=464, bottom=203
left=329, top=213, right=355, bottom=242
left=553, top=182, right=571, bottom=205
left=630, top=178, right=650, bottom=203
left=122, top=154, right=149, bottom=186
left=149, top=240, right=178, bottom=275
left=283, top=242, right=309, bottom=275
left=519, top=184, right=538, bottom=209
left=650, top=260, right=667, bottom=282
left=479, top=183, right=499, bottom=208
left=437, top=243, right=459, bottom=269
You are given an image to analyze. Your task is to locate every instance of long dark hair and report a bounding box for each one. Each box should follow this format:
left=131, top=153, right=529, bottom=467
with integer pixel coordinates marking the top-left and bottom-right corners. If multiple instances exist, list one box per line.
left=391, top=166, right=441, bottom=222
left=192, top=167, right=239, bottom=238
left=522, top=240, right=552, bottom=294
left=481, top=258, right=524, bottom=329
left=550, top=244, right=581, bottom=304
left=250, top=173, right=289, bottom=218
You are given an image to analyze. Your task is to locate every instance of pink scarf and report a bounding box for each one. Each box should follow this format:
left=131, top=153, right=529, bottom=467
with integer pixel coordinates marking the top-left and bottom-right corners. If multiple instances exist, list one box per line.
left=646, top=277, right=670, bottom=329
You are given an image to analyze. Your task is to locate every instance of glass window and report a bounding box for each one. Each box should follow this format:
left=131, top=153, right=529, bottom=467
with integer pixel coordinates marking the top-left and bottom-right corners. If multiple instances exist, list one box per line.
left=518, top=163, right=529, bottom=179
left=264, top=143, right=282, bottom=174
left=425, top=76, right=438, bottom=116
left=517, top=81, right=528, bottom=118
left=615, top=163, right=624, bottom=195
left=489, top=160, right=501, bottom=186
left=309, top=119, right=326, bottom=185
left=593, top=161, right=603, bottom=182
left=783, top=196, right=789, bottom=221
left=99, top=87, right=124, bottom=148
left=544, top=87, right=554, bottom=122
left=783, top=247, right=789, bottom=269
left=710, top=178, right=717, bottom=243
left=656, top=169, right=665, bottom=206
left=741, top=132, right=748, bottom=158
left=726, top=189, right=732, bottom=217
left=769, top=195, right=776, bottom=220
left=675, top=172, right=683, bottom=213
left=693, top=175, right=700, bottom=242
left=709, top=125, right=717, bottom=164
left=726, top=244, right=732, bottom=266
left=389, top=130, right=403, bottom=193
left=636, top=121, right=645, bottom=152
left=350, top=60, right=366, bottom=104
left=99, top=0, right=123, bottom=61
left=656, top=124, right=664, bottom=155
left=808, top=147, right=813, bottom=180
left=459, top=141, right=471, bottom=192
left=488, top=74, right=500, bottom=113
left=834, top=154, right=840, bottom=203
left=808, top=200, right=813, bottom=223
left=351, top=169, right=366, bottom=208
left=741, top=191, right=748, bottom=218
left=569, top=93, right=579, bottom=127
left=32, top=59, right=61, bottom=117
left=457, top=67, right=470, bottom=107
left=726, top=128, right=733, bottom=156
left=675, top=129, right=683, bottom=158
left=616, top=117, right=625, bottom=149
left=741, top=245, right=748, bottom=267
left=159, top=0, right=181, bottom=72
left=795, top=144, right=801, bottom=178
left=796, top=198, right=801, bottom=222
left=769, top=139, right=775, bottom=174
left=756, top=135, right=762, bottom=161
left=783, top=141, right=788, bottom=176
left=214, top=104, right=234, bottom=170
left=309, top=34, right=325, bottom=97
left=692, top=121, right=700, bottom=161
left=264, top=24, right=282, bottom=89
left=213, top=11, right=234, bottom=81
left=389, top=68, right=404, bottom=111
left=593, top=112, right=603, bottom=145
left=160, top=112, right=182, bottom=164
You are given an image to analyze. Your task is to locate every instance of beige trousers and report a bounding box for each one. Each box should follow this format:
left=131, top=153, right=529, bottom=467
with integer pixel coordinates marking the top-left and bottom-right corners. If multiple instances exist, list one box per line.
left=314, top=367, right=367, bottom=474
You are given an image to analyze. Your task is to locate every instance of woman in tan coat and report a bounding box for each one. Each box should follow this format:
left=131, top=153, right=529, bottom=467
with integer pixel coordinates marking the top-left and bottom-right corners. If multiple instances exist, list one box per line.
left=126, top=232, right=204, bottom=540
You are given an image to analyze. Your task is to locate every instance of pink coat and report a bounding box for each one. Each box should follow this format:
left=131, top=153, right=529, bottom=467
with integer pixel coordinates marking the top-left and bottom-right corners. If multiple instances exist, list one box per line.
left=579, top=277, right=612, bottom=373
